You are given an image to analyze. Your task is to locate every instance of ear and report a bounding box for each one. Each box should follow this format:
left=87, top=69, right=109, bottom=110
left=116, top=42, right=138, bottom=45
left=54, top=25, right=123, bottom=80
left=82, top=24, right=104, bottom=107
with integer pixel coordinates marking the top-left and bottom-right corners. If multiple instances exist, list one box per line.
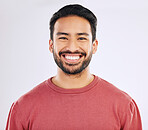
left=92, top=39, right=98, bottom=54
left=49, top=39, right=54, bottom=53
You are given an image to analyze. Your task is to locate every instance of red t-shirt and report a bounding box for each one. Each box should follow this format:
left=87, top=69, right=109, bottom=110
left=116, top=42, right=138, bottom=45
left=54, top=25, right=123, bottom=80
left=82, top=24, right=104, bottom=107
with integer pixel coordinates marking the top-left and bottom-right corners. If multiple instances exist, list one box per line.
left=6, top=76, right=142, bottom=130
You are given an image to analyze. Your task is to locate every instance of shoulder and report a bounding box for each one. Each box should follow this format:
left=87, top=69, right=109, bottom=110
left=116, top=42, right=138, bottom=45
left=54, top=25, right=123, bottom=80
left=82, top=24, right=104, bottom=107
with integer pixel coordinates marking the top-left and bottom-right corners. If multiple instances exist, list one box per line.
left=6, top=80, right=51, bottom=129
left=96, top=76, right=133, bottom=105
left=13, top=79, right=51, bottom=110
left=19, top=80, right=47, bottom=100
left=96, top=76, right=141, bottom=122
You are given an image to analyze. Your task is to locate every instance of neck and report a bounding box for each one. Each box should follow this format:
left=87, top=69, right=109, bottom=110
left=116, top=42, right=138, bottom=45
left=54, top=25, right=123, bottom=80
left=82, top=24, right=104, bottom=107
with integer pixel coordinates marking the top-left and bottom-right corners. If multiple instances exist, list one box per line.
left=52, top=67, right=94, bottom=89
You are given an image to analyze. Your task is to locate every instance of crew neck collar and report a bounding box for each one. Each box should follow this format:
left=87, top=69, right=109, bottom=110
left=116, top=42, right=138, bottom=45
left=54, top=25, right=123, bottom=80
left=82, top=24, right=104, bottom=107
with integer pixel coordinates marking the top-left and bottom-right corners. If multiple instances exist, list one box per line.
left=46, top=75, right=100, bottom=94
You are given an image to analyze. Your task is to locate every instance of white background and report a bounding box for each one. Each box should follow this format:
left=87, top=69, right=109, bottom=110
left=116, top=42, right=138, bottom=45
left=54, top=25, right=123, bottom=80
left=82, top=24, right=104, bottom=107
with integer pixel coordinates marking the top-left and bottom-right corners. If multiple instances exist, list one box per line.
left=0, top=0, right=148, bottom=129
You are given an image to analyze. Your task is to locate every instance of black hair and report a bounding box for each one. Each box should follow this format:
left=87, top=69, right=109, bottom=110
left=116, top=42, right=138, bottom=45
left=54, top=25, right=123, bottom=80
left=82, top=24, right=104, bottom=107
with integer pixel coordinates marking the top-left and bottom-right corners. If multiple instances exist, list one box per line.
left=49, top=4, right=97, bottom=42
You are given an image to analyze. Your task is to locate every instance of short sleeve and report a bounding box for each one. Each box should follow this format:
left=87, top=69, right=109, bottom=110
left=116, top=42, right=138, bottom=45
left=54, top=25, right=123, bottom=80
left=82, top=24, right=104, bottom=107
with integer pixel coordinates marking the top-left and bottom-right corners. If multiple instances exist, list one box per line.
left=121, top=99, right=142, bottom=130
left=6, top=102, right=24, bottom=130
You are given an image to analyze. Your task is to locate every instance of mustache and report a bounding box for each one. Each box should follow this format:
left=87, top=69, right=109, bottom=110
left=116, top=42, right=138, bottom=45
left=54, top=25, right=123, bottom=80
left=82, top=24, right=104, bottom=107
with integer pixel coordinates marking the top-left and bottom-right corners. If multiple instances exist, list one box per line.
left=59, top=50, right=86, bottom=57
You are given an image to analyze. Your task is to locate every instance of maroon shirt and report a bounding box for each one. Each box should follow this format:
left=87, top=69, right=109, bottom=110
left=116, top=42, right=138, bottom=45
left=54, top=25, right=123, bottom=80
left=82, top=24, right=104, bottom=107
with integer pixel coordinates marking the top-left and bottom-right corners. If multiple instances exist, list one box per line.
left=6, top=76, right=142, bottom=130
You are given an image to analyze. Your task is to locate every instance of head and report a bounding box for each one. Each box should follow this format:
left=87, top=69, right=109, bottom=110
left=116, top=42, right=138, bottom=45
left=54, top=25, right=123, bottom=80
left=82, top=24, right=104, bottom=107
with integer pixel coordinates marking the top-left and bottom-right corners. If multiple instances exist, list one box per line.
left=49, top=4, right=97, bottom=42
left=49, top=4, right=98, bottom=75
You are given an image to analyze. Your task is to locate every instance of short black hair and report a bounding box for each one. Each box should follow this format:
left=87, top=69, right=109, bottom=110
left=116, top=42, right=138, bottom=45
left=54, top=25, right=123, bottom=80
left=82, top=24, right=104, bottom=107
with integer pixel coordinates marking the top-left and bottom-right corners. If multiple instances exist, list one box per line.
left=49, top=4, right=97, bottom=42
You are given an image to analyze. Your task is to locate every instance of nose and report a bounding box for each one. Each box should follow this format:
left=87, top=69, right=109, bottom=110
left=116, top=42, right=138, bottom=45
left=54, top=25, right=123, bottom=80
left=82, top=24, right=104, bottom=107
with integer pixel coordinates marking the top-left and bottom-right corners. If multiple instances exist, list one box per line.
left=66, top=39, right=79, bottom=52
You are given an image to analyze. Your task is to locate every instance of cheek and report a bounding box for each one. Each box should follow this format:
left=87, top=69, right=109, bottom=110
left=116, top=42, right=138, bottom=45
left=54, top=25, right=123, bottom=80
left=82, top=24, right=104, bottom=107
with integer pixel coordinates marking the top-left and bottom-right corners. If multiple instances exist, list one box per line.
left=82, top=44, right=92, bottom=53
left=53, top=39, right=66, bottom=51
left=53, top=44, right=65, bottom=56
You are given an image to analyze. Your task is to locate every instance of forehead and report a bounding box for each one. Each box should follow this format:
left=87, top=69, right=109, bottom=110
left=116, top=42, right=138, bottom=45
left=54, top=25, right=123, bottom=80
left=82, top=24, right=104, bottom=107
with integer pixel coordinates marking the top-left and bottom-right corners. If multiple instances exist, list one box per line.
left=53, top=16, right=92, bottom=35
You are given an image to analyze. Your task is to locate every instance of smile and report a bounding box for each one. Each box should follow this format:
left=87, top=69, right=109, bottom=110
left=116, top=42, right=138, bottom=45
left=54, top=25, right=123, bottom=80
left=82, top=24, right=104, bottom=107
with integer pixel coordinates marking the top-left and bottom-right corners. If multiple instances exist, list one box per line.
left=61, top=53, right=84, bottom=64
left=65, top=55, right=80, bottom=60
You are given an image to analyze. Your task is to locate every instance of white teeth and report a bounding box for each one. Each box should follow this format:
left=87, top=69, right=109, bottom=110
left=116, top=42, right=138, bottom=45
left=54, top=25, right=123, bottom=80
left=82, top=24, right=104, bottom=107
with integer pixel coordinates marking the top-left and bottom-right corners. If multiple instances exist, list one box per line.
left=65, top=55, right=80, bottom=60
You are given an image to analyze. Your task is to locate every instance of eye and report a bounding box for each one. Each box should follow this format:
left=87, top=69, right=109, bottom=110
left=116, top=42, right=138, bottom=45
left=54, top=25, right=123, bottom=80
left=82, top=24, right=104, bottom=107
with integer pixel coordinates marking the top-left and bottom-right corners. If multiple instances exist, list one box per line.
left=78, top=37, right=87, bottom=41
left=59, top=37, right=68, bottom=40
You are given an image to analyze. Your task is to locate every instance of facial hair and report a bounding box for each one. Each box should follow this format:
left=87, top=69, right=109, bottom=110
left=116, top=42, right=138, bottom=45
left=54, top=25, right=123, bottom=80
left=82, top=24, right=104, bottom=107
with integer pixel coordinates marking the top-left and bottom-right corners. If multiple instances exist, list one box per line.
left=53, top=49, right=93, bottom=75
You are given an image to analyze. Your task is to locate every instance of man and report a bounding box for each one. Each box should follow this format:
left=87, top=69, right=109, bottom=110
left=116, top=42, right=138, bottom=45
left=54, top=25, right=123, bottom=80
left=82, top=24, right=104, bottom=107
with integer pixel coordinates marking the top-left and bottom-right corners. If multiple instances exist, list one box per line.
left=6, top=4, right=142, bottom=130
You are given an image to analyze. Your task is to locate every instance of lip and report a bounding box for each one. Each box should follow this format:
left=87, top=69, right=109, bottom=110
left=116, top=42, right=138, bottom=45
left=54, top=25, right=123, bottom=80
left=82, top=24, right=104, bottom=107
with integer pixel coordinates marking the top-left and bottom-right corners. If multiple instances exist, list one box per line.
left=61, top=53, right=84, bottom=64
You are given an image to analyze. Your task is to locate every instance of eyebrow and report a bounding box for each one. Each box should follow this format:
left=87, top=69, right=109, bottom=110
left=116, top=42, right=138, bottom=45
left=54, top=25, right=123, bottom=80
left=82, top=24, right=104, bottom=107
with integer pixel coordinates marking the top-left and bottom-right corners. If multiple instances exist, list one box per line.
left=77, top=33, right=89, bottom=36
left=56, top=32, right=89, bottom=36
left=56, top=32, right=69, bottom=36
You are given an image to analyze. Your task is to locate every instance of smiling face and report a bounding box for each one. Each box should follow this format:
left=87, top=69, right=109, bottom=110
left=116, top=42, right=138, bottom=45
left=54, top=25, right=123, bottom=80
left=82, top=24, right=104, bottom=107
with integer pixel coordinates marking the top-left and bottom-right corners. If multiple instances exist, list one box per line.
left=49, top=15, right=98, bottom=75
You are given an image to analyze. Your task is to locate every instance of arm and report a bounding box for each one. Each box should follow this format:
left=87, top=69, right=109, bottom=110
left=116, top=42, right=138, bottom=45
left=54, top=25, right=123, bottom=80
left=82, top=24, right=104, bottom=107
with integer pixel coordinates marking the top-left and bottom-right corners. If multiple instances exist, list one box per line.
left=121, top=99, right=142, bottom=130
left=6, top=102, right=25, bottom=130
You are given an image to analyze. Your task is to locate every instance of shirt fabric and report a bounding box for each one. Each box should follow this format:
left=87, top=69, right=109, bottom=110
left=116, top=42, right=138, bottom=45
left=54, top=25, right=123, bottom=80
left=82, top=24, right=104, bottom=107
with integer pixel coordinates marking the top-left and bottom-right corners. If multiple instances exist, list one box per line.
left=6, top=75, right=142, bottom=130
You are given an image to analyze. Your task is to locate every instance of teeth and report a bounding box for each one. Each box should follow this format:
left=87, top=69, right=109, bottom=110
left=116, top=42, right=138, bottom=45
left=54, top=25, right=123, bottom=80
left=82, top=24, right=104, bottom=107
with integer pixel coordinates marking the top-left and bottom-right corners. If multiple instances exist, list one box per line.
left=65, top=56, right=80, bottom=60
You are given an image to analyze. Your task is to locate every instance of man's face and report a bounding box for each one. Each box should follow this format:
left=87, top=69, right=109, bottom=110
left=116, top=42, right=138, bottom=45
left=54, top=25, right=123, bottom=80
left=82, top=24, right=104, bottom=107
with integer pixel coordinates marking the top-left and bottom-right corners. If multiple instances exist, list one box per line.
left=49, top=15, right=98, bottom=75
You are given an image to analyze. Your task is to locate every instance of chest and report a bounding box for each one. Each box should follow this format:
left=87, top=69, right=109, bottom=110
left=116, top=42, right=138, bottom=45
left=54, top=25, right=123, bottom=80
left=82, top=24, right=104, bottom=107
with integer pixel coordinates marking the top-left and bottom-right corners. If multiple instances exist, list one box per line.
left=28, top=94, right=121, bottom=130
